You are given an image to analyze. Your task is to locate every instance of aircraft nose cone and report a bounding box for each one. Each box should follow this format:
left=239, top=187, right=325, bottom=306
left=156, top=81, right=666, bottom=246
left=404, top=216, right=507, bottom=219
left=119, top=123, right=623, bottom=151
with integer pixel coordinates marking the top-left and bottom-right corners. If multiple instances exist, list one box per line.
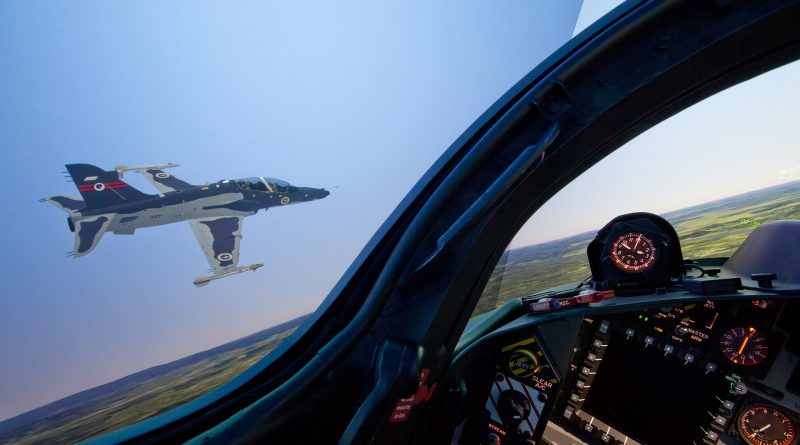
left=302, top=187, right=330, bottom=200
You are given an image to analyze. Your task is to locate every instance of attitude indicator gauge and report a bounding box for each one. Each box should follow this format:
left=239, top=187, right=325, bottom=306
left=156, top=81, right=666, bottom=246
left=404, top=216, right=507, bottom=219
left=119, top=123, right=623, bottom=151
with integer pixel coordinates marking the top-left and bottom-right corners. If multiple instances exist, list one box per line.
left=610, top=232, right=657, bottom=273
left=720, top=327, right=769, bottom=366
left=738, top=405, right=796, bottom=445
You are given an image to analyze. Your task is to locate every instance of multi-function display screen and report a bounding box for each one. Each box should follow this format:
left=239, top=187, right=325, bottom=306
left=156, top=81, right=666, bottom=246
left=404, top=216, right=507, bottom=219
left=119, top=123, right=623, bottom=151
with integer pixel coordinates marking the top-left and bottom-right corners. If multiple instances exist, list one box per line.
left=581, top=330, right=730, bottom=445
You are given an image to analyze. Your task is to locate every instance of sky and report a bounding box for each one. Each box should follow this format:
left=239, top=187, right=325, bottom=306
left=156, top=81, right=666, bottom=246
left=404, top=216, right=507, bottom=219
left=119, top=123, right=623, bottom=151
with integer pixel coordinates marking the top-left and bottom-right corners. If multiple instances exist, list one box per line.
left=507, top=0, right=800, bottom=247
left=0, top=1, right=584, bottom=421
left=510, top=58, right=800, bottom=247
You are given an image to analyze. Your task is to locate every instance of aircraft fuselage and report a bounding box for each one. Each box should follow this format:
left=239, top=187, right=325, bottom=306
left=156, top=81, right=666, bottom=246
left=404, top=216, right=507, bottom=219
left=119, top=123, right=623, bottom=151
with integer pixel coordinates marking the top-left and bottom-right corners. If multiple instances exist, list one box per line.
left=71, top=180, right=328, bottom=234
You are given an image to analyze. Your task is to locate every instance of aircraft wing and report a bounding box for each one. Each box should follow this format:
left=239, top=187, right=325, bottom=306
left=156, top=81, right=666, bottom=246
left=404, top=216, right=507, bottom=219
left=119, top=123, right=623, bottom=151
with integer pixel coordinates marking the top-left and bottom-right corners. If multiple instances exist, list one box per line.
left=188, top=216, right=244, bottom=273
left=137, top=169, right=194, bottom=195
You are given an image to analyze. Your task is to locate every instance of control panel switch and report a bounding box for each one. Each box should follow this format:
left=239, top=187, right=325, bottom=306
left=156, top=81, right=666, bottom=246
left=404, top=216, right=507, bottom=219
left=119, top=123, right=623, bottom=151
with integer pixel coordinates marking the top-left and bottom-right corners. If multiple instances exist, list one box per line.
left=710, top=414, right=729, bottom=432
left=722, top=400, right=734, bottom=411
left=719, top=399, right=735, bottom=415
left=702, top=430, right=719, bottom=445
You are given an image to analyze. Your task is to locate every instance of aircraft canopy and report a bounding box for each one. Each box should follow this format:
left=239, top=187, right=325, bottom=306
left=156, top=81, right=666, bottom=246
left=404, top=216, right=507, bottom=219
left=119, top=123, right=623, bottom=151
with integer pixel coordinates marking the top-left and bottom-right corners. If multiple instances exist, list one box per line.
left=236, top=177, right=295, bottom=193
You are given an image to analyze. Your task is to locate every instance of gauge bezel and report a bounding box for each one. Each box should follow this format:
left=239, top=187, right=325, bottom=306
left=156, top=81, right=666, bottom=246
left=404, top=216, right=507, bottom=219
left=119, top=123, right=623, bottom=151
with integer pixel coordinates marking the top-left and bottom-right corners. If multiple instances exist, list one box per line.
left=709, top=318, right=783, bottom=379
left=609, top=232, right=658, bottom=273
left=586, top=213, right=683, bottom=295
left=719, top=326, right=770, bottom=367
left=737, top=405, right=796, bottom=445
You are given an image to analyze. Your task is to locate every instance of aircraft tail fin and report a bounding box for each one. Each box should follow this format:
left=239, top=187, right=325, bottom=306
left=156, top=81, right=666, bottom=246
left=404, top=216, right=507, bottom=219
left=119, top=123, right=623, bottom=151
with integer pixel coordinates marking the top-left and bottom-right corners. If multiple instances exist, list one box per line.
left=65, top=164, right=151, bottom=209
left=72, top=214, right=114, bottom=258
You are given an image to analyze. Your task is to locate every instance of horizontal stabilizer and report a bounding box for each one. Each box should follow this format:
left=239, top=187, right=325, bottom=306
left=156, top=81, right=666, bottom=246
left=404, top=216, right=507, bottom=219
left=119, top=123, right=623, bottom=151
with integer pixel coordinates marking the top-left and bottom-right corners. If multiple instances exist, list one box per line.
left=73, top=214, right=115, bottom=258
left=115, top=162, right=179, bottom=178
left=193, top=263, right=263, bottom=287
left=41, top=195, right=85, bottom=213
left=114, top=163, right=194, bottom=195
left=138, top=169, right=194, bottom=195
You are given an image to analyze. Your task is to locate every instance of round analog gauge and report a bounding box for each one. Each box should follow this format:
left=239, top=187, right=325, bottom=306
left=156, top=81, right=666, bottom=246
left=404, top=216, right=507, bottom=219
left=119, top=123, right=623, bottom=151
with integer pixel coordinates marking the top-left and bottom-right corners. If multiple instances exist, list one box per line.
left=609, top=232, right=657, bottom=272
left=738, top=405, right=796, bottom=445
left=720, top=327, right=769, bottom=366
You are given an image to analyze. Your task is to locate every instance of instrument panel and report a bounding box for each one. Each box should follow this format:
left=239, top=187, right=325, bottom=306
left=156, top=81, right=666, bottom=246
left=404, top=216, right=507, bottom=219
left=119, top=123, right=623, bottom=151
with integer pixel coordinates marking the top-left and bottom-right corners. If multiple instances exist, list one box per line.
left=484, top=337, right=560, bottom=444
left=454, top=218, right=800, bottom=445
left=547, top=298, right=797, bottom=445
left=456, top=297, right=800, bottom=445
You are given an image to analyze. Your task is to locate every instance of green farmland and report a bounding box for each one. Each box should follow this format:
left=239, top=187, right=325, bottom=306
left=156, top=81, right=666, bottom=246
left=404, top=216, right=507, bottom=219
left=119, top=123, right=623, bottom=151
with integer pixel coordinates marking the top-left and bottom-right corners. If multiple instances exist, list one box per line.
left=0, top=317, right=305, bottom=445
left=475, top=181, right=800, bottom=316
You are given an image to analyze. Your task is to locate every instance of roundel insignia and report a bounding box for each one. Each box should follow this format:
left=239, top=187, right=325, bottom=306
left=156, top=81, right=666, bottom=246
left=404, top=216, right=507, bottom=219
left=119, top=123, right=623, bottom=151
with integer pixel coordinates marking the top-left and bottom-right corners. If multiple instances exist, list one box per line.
left=507, top=349, right=540, bottom=379
left=155, top=172, right=170, bottom=179
left=217, top=253, right=233, bottom=262
left=93, top=182, right=106, bottom=191
left=280, top=196, right=290, bottom=205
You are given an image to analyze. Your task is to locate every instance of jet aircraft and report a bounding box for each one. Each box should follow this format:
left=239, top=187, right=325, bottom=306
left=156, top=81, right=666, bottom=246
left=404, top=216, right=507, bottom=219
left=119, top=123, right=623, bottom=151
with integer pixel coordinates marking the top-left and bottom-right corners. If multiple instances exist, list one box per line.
left=42, top=163, right=329, bottom=286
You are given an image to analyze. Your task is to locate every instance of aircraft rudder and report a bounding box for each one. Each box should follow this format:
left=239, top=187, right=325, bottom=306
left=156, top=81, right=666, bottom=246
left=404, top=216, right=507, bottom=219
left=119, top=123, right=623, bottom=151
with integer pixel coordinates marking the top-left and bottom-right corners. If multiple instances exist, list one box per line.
left=65, top=163, right=151, bottom=209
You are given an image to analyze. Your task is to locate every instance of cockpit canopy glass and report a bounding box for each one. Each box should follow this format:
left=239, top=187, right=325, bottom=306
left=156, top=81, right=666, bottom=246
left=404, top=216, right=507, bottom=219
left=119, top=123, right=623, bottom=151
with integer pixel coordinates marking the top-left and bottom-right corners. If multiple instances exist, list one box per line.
left=0, top=2, right=597, bottom=444
left=236, top=177, right=292, bottom=193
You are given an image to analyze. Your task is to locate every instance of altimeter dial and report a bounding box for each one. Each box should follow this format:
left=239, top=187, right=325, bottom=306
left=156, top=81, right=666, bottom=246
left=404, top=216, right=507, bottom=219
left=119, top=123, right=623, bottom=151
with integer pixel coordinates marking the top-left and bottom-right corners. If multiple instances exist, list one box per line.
left=610, top=232, right=657, bottom=272
left=738, top=405, right=795, bottom=445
